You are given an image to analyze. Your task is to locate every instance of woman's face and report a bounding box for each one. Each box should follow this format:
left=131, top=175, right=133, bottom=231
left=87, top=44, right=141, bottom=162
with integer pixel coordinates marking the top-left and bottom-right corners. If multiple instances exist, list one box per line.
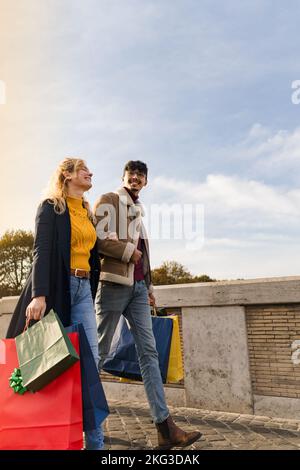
left=67, top=164, right=93, bottom=192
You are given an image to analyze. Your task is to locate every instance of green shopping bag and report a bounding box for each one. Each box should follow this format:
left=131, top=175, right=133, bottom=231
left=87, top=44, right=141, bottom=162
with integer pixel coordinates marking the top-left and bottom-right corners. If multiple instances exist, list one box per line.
left=15, top=310, right=79, bottom=392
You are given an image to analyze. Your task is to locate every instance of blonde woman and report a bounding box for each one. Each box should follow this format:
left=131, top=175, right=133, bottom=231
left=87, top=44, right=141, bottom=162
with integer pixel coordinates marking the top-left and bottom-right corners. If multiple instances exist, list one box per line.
left=7, top=158, right=104, bottom=450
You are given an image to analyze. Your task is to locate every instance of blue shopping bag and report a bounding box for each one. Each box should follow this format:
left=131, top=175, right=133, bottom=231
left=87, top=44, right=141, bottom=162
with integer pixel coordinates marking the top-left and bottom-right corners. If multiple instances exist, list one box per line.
left=66, top=323, right=109, bottom=431
left=103, top=316, right=173, bottom=383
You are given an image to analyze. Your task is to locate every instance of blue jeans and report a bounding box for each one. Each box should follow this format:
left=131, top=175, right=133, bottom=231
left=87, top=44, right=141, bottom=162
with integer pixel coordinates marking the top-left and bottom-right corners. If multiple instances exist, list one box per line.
left=95, top=280, right=169, bottom=424
left=70, top=275, right=104, bottom=450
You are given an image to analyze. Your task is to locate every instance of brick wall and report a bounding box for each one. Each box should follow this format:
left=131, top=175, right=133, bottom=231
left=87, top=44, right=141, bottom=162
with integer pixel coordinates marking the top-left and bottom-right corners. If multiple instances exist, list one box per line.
left=246, top=305, right=300, bottom=399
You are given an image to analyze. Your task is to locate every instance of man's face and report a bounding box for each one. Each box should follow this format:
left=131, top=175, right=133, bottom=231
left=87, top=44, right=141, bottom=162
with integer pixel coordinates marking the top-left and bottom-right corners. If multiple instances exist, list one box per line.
left=123, top=169, right=147, bottom=195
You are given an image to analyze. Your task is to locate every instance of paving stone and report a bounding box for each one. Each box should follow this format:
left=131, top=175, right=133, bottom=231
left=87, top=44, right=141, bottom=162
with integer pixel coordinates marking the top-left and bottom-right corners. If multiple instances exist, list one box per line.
left=229, top=423, right=249, bottom=431
left=255, top=446, right=277, bottom=450
left=281, top=424, right=300, bottom=431
left=265, top=423, right=282, bottom=429
left=102, top=400, right=300, bottom=450
left=217, top=416, right=240, bottom=423
left=251, top=420, right=270, bottom=427
left=250, top=416, right=270, bottom=422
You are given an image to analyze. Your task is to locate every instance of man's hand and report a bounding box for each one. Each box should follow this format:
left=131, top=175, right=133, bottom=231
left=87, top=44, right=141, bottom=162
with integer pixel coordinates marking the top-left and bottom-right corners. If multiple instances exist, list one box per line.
left=25, top=296, right=46, bottom=321
left=148, top=292, right=156, bottom=307
left=131, top=248, right=142, bottom=264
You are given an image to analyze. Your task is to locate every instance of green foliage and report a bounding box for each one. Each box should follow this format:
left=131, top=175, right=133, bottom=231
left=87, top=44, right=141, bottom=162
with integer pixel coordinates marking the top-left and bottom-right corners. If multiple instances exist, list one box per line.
left=151, top=261, right=215, bottom=286
left=0, top=230, right=34, bottom=296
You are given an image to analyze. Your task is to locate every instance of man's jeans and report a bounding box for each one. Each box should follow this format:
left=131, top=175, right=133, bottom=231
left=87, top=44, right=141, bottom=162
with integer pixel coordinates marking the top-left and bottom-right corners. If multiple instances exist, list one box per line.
left=95, top=280, right=169, bottom=424
left=70, top=275, right=104, bottom=450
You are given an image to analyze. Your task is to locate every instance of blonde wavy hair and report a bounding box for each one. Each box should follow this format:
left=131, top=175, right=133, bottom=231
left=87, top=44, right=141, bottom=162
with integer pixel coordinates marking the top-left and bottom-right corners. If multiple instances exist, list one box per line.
left=43, top=158, right=95, bottom=222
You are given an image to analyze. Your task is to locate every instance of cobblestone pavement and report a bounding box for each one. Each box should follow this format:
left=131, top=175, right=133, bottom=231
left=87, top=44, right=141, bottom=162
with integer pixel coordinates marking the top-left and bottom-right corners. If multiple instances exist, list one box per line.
left=103, top=400, right=300, bottom=450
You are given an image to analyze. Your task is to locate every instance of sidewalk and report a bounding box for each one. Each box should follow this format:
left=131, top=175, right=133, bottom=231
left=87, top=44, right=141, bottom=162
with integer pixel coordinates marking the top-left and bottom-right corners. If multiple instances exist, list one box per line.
left=103, top=400, right=300, bottom=450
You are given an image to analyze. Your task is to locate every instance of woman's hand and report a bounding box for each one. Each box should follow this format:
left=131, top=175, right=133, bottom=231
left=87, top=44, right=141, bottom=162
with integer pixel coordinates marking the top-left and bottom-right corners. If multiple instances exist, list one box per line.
left=25, top=296, right=46, bottom=321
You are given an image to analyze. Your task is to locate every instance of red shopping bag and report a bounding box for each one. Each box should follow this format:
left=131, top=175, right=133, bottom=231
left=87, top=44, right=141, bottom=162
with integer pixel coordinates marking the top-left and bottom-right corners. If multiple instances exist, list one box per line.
left=0, top=333, right=83, bottom=450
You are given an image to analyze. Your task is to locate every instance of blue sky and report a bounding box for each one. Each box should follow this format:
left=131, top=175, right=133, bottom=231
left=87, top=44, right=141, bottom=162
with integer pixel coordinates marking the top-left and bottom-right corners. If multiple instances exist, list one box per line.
left=1, top=0, right=300, bottom=279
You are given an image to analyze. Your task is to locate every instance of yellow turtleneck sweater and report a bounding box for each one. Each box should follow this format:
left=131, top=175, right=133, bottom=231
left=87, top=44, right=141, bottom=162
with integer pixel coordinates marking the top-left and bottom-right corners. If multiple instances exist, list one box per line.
left=67, top=197, right=97, bottom=272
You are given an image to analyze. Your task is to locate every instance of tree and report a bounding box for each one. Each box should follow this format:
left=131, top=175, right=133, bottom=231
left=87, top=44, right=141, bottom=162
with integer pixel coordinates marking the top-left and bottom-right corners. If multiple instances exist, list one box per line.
left=151, top=261, right=215, bottom=286
left=0, top=230, right=34, bottom=296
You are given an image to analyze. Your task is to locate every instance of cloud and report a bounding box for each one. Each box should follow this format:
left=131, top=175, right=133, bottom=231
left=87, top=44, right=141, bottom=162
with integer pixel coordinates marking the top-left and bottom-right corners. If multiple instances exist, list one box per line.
left=150, top=237, right=300, bottom=280
left=151, top=173, right=300, bottom=217
left=217, top=123, right=300, bottom=183
left=145, top=172, right=300, bottom=278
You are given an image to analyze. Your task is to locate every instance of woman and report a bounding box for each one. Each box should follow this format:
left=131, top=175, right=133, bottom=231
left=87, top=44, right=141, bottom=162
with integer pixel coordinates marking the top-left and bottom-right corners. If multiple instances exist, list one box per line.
left=6, top=158, right=104, bottom=450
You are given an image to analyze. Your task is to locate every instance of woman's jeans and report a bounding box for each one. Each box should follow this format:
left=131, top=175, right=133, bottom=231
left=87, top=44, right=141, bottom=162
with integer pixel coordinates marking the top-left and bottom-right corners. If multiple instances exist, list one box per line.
left=70, top=275, right=104, bottom=450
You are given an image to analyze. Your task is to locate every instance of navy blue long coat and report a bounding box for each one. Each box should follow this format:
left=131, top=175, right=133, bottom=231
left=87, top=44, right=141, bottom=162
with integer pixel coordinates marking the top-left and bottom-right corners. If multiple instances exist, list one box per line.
left=6, top=200, right=100, bottom=338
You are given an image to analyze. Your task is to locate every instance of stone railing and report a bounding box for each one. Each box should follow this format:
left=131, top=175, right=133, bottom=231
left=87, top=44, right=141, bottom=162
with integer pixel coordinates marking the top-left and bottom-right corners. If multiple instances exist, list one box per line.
left=1, top=276, right=300, bottom=419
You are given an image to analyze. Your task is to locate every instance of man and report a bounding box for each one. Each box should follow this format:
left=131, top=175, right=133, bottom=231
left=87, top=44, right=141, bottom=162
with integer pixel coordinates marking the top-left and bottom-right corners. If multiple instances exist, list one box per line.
left=94, top=160, right=201, bottom=449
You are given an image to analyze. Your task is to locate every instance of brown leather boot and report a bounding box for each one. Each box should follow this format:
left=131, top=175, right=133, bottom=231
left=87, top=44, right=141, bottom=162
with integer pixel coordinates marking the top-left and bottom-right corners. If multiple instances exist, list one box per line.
left=156, top=415, right=202, bottom=450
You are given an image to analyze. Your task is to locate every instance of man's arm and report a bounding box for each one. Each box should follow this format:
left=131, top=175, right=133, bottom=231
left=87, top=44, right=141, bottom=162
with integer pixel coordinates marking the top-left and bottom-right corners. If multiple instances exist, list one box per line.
left=94, top=193, right=136, bottom=263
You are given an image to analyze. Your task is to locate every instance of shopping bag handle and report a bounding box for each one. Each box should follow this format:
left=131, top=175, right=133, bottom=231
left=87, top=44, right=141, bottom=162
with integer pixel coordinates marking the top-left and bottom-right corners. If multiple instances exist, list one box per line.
left=151, top=307, right=168, bottom=317
left=23, top=317, right=31, bottom=332
left=151, top=306, right=158, bottom=317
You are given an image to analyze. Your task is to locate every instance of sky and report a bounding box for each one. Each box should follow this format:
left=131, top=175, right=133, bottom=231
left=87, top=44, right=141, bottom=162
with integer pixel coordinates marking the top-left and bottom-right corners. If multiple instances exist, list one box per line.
left=1, top=0, right=300, bottom=279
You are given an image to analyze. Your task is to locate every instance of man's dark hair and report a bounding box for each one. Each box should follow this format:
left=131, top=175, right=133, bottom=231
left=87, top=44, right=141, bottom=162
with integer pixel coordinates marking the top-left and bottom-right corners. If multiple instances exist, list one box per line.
left=123, top=160, right=148, bottom=177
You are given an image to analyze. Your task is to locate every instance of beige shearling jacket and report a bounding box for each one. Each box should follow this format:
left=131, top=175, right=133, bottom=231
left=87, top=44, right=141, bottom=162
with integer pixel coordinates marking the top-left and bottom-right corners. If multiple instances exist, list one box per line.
left=94, top=187, right=153, bottom=292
